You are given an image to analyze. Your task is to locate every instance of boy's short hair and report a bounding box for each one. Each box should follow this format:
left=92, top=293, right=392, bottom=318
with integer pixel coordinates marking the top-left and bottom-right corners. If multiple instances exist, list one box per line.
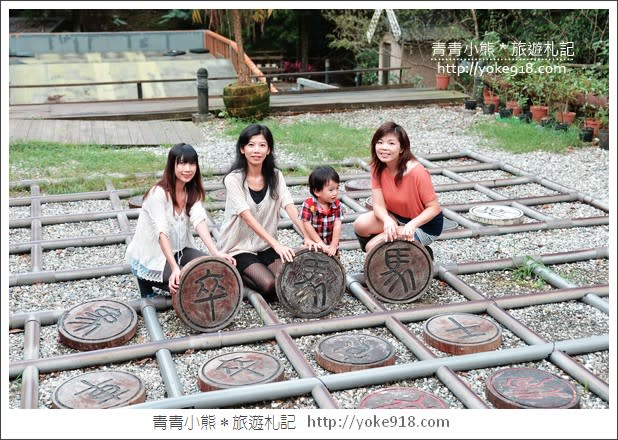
left=309, top=166, right=340, bottom=197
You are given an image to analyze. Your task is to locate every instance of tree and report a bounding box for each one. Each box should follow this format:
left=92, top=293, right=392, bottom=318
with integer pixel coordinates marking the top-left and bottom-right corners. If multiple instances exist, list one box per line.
left=191, top=9, right=271, bottom=84
left=231, top=10, right=249, bottom=83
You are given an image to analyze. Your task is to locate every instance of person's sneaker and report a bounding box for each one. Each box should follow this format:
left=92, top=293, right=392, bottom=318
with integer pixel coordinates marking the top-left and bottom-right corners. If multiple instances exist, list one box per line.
left=424, top=245, right=434, bottom=261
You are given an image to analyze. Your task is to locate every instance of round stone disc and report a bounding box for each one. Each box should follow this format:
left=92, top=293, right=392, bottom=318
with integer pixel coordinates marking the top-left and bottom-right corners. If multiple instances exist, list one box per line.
left=174, top=256, right=243, bottom=332
left=358, top=387, right=449, bottom=409
left=58, top=299, right=138, bottom=351
left=198, top=351, right=284, bottom=391
left=315, top=333, right=396, bottom=373
left=364, top=238, right=432, bottom=303
left=276, top=248, right=345, bottom=318
left=208, top=188, right=227, bottom=201
left=468, top=204, right=524, bottom=225
left=52, top=370, right=146, bottom=409
left=127, top=195, right=143, bottom=209
left=486, top=367, right=580, bottom=409
left=344, top=178, right=371, bottom=192
left=423, top=313, right=502, bottom=355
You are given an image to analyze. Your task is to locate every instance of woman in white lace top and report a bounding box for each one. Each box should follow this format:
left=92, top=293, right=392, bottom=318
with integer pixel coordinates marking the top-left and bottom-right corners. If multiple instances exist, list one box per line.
left=125, top=143, right=235, bottom=297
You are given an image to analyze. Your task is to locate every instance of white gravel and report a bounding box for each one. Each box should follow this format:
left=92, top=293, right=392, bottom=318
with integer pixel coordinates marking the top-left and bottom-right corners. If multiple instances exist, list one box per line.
left=7, top=105, right=611, bottom=413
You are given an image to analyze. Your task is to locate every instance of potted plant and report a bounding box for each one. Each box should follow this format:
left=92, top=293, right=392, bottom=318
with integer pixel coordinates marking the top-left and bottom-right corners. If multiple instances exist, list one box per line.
left=579, top=126, right=594, bottom=142
left=504, top=70, right=525, bottom=117
left=597, top=107, right=609, bottom=150
left=523, top=62, right=553, bottom=122
left=464, top=98, right=477, bottom=110
left=553, top=69, right=577, bottom=125
left=221, top=10, right=271, bottom=119
left=483, top=75, right=501, bottom=113
left=435, top=73, right=450, bottom=90
left=583, top=104, right=602, bottom=137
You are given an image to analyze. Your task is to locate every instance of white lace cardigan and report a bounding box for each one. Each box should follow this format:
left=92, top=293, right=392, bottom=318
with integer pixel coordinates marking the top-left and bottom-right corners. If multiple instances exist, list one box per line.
left=125, top=185, right=207, bottom=282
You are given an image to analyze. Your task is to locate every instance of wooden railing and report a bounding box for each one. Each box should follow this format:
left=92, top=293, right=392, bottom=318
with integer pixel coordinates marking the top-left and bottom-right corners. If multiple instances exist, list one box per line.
left=8, top=66, right=413, bottom=105
left=204, top=30, right=278, bottom=93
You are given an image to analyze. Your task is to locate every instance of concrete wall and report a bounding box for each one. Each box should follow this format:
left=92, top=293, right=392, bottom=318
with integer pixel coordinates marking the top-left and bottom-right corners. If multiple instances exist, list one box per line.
left=9, top=30, right=206, bottom=55
left=379, top=33, right=441, bottom=87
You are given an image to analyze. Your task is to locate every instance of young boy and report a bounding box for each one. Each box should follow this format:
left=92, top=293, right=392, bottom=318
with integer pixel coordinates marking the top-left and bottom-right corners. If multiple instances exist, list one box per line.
left=299, top=166, right=345, bottom=256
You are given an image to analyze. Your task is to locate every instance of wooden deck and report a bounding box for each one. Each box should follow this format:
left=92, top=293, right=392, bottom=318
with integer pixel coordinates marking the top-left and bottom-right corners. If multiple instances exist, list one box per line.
left=9, top=119, right=206, bottom=146
left=9, top=86, right=468, bottom=145
left=10, top=86, right=468, bottom=120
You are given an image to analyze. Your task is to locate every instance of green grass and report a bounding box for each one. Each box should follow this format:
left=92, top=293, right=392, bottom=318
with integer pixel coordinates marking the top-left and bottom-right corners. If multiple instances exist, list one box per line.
left=10, top=141, right=165, bottom=180
left=223, top=119, right=374, bottom=161
left=9, top=141, right=165, bottom=195
left=9, top=117, right=589, bottom=195
left=470, top=117, right=584, bottom=153
left=511, top=256, right=547, bottom=289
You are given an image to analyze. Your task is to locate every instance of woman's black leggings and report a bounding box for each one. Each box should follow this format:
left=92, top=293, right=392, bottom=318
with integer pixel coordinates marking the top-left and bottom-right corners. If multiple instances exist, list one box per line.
left=136, top=247, right=206, bottom=296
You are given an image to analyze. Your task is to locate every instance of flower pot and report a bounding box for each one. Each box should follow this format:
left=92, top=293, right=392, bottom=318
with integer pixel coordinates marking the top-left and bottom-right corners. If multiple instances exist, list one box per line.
left=464, top=99, right=477, bottom=110
left=435, top=74, right=450, bottom=90
left=598, top=128, right=609, bottom=150
left=498, top=108, right=513, bottom=119
left=519, top=112, right=532, bottom=123
left=596, top=95, right=608, bottom=108
left=585, top=93, right=608, bottom=108
left=222, top=82, right=270, bottom=120
left=505, top=100, right=522, bottom=116
left=484, top=95, right=501, bottom=111
left=573, top=92, right=586, bottom=107
left=584, top=118, right=602, bottom=137
left=555, top=111, right=576, bottom=125
left=530, top=105, right=549, bottom=122
left=482, top=103, right=495, bottom=115
left=579, top=127, right=594, bottom=142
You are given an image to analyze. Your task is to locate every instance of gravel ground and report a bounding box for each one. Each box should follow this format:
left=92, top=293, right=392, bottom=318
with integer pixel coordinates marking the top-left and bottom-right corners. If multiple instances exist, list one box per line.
left=7, top=105, right=611, bottom=413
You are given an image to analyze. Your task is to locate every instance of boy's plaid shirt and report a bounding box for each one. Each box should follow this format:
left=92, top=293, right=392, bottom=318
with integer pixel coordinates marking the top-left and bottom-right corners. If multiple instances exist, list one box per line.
left=298, top=196, right=344, bottom=245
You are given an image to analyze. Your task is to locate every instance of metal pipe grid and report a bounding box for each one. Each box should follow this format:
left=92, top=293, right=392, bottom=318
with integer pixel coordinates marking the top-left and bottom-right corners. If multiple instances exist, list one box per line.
left=8, top=152, right=610, bottom=409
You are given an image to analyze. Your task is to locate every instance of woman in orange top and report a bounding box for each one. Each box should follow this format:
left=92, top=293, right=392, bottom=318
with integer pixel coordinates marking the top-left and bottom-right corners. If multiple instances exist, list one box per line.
left=353, top=121, right=443, bottom=257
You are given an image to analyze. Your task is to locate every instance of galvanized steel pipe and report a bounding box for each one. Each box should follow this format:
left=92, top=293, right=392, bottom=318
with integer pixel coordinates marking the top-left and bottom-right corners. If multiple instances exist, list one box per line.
left=20, top=317, right=41, bottom=409
left=245, top=290, right=339, bottom=409
left=141, top=302, right=185, bottom=398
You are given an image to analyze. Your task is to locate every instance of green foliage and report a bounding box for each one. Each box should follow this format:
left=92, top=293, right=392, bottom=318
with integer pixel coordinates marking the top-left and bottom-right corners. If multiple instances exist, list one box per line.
left=112, top=15, right=127, bottom=27
left=511, top=256, right=546, bottom=289
left=471, top=118, right=583, bottom=153
left=323, top=10, right=377, bottom=53
left=158, top=9, right=192, bottom=24
left=406, top=75, right=424, bottom=88
left=475, top=10, right=609, bottom=65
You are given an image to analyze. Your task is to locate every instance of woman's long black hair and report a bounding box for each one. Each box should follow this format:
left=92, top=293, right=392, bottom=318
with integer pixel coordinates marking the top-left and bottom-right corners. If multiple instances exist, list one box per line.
left=370, top=121, right=415, bottom=186
left=144, top=143, right=204, bottom=215
left=225, top=124, right=279, bottom=199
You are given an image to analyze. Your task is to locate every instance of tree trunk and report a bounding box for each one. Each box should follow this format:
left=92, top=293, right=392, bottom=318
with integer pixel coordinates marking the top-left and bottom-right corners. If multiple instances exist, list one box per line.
left=232, top=10, right=249, bottom=84
left=470, top=9, right=480, bottom=98
left=300, top=17, right=309, bottom=71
